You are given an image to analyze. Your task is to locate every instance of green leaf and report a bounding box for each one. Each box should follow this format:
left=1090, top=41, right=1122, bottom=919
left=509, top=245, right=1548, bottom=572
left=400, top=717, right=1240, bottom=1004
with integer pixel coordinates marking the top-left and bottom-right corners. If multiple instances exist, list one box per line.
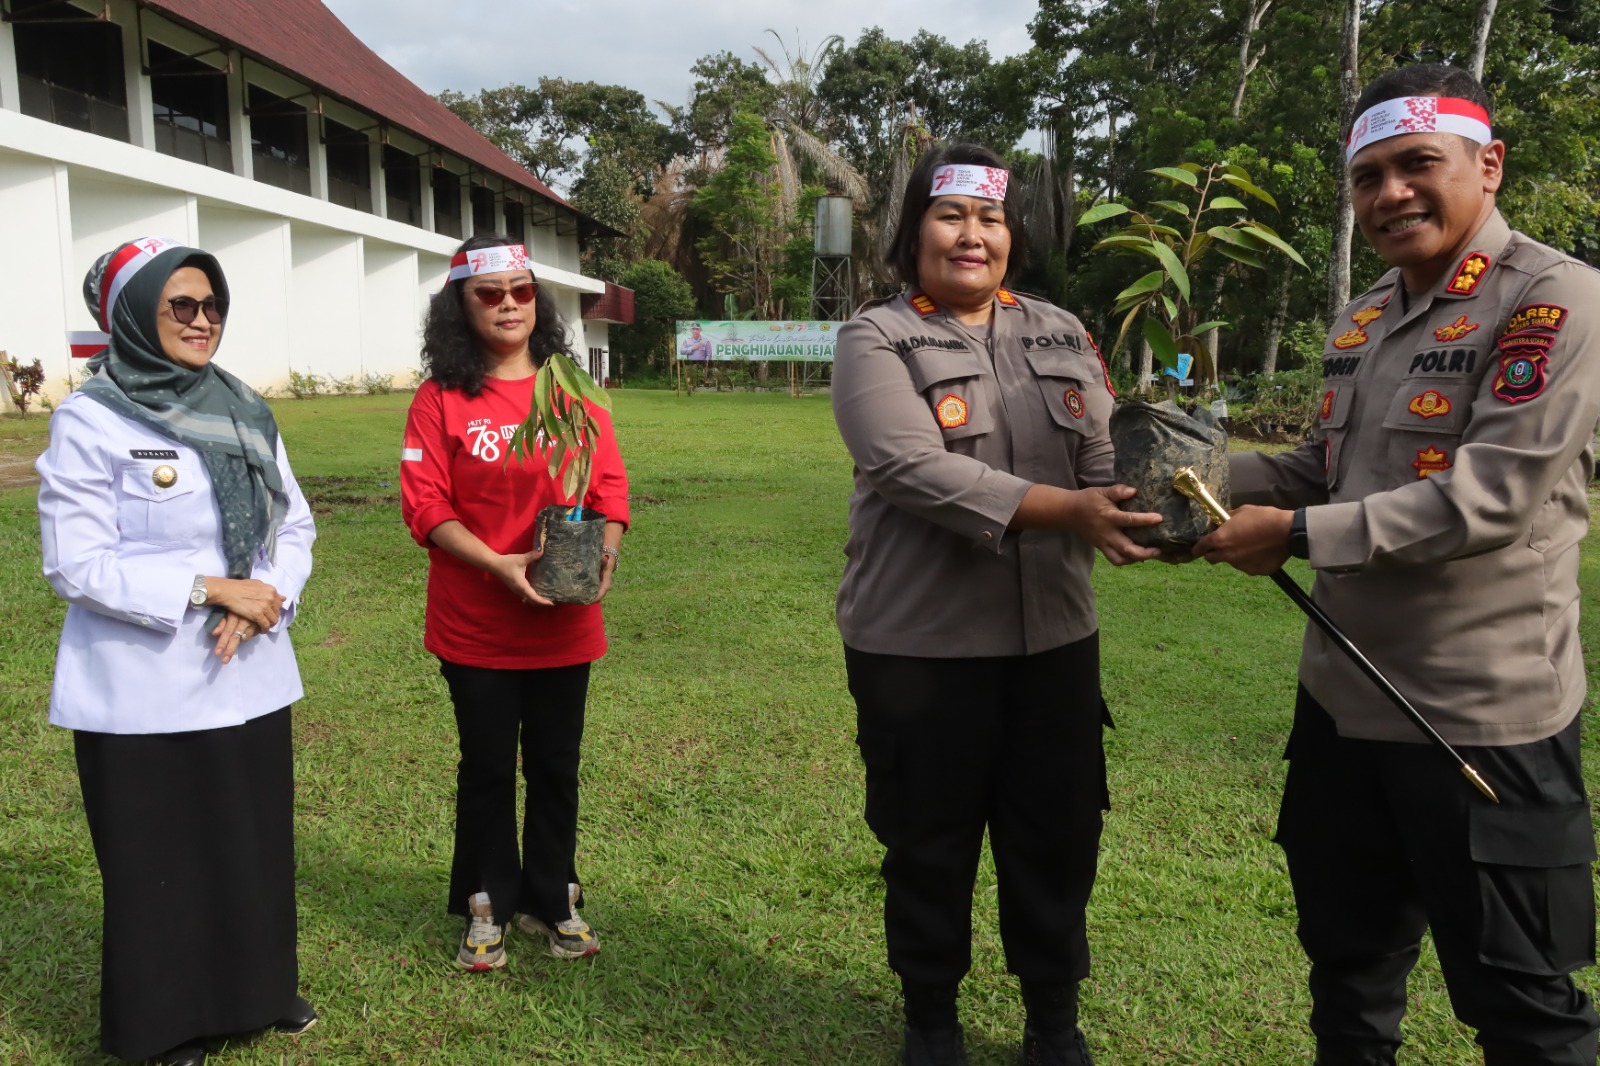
left=1178, top=162, right=1204, bottom=174
left=1206, top=196, right=1248, bottom=211
left=1089, top=234, right=1155, bottom=253
left=1192, top=319, right=1228, bottom=334
left=1207, top=225, right=1266, bottom=249
left=1143, top=317, right=1181, bottom=369
left=1221, top=174, right=1278, bottom=208
left=1240, top=222, right=1308, bottom=267
left=1132, top=223, right=1185, bottom=240
left=1113, top=293, right=1152, bottom=316
left=1132, top=240, right=1192, bottom=302
left=1224, top=164, right=1249, bottom=179
left=545, top=436, right=568, bottom=481
left=1114, top=270, right=1166, bottom=304
left=1215, top=242, right=1268, bottom=269
left=1151, top=199, right=1191, bottom=218
left=1163, top=295, right=1179, bottom=321
left=1148, top=166, right=1199, bottom=188
left=1077, top=202, right=1129, bottom=225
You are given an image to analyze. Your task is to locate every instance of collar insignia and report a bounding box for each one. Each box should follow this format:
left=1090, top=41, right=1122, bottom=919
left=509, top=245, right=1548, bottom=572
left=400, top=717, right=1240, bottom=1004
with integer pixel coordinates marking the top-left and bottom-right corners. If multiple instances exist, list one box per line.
left=1407, top=390, right=1452, bottom=419
left=1412, top=446, right=1452, bottom=479
left=909, top=293, right=939, bottom=317
left=996, top=288, right=1021, bottom=308
left=1333, top=328, right=1368, bottom=350
left=1446, top=251, right=1490, bottom=296
left=1434, top=315, right=1480, bottom=342
left=1351, top=306, right=1384, bottom=327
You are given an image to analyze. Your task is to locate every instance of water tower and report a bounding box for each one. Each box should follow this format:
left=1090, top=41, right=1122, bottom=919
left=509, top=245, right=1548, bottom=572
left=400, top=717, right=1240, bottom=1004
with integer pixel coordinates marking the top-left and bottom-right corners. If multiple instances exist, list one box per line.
left=811, top=196, right=853, bottom=322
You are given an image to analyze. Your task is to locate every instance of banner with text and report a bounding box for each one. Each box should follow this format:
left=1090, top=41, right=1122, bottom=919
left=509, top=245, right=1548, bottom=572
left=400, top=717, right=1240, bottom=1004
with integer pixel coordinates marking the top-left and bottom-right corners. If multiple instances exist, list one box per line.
left=675, top=320, right=837, bottom=362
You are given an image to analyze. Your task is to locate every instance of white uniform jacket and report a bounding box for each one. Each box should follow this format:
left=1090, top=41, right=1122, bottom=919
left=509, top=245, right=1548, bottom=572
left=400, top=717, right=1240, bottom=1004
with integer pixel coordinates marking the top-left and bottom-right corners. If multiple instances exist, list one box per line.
left=36, top=391, right=315, bottom=734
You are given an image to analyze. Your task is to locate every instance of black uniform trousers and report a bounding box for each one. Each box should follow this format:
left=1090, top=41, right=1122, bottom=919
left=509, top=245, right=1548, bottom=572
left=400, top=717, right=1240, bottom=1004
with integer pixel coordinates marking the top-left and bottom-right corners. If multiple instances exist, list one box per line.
left=1278, top=688, right=1598, bottom=1066
left=845, top=634, right=1110, bottom=986
left=438, top=659, right=590, bottom=928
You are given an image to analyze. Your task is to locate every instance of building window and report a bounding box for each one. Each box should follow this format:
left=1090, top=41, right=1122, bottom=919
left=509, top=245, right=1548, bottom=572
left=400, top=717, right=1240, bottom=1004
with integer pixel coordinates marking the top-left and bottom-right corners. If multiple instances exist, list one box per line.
left=383, top=144, right=422, bottom=226
left=12, top=1, right=129, bottom=142
left=503, top=199, right=526, bottom=246
left=324, top=117, right=372, bottom=213
left=470, top=183, right=496, bottom=236
left=432, top=166, right=462, bottom=239
left=247, top=84, right=310, bottom=195
left=149, top=42, right=230, bottom=171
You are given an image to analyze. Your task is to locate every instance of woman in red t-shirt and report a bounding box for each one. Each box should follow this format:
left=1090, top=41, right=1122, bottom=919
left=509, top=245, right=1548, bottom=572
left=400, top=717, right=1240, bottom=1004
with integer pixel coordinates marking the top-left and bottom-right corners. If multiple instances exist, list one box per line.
left=400, top=235, right=629, bottom=971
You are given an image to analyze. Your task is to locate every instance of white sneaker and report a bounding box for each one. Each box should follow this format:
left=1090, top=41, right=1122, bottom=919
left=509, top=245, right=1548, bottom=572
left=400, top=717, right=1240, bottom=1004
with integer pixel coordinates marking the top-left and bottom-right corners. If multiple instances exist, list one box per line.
left=517, top=882, right=600, bottom=959
left=456, top=891, right=507, bottom=971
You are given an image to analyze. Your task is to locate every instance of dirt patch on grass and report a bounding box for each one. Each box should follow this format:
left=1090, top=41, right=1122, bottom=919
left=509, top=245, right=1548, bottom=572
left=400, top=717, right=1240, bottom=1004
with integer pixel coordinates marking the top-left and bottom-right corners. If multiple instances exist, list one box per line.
left=0, top=455, right=38, bottom=490
left=299, top=474, right=400, bottom=513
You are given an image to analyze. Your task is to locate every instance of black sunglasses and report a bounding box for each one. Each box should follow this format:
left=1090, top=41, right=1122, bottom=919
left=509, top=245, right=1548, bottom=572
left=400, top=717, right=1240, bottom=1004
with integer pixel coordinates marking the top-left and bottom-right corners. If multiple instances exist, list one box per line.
left=166, top=296, right=228, bottom=325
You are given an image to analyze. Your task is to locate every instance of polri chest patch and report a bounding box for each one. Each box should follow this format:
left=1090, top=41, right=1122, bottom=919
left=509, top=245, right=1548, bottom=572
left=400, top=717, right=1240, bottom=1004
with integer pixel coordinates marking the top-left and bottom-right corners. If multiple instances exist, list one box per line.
left=1064, top=388, right=1084, bottom=419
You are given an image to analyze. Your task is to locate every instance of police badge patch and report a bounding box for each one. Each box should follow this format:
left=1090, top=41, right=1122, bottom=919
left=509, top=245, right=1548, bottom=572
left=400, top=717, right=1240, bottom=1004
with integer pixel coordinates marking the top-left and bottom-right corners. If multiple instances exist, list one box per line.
left=1064, top=388, right=1084, bottom=419
left=1333, top=329, right=1367, bottom=350
left=1412, top=446, right=1451, bottom=479
left=934, top=394, right=970, bottom=428
left=1407, top=390, right=1451, bottom=419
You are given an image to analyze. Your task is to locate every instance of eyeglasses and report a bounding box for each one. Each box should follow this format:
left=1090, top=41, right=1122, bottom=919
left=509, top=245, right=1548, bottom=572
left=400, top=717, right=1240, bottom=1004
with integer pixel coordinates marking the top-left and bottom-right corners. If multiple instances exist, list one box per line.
left=470, top=282, right=538, bottom=308
left=166, top=296, right=227, bottom=325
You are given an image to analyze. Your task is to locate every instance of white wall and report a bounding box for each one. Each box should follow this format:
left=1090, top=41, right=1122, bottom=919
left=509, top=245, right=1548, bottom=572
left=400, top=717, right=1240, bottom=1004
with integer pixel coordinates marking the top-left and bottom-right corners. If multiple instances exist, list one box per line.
left=289, top=227, right=364, bottom=382
left=362, top=242, right=420, bottom=383
left=69, top=176, right=196, bottom=272
left=198, top=206, right=292, bottom=386
left=0, top=155, right=72, bottom=388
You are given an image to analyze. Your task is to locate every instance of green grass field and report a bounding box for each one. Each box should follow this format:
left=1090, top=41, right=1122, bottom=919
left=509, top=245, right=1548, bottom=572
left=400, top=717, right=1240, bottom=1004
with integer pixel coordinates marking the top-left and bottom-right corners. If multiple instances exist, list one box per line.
left=1, top=391, right=1597, bottom=1064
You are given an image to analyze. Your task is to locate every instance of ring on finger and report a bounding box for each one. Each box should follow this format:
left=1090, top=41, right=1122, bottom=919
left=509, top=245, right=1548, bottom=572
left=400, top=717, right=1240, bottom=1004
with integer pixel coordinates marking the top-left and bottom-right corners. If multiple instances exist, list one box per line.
left=234, top=629, right=249, bottom=640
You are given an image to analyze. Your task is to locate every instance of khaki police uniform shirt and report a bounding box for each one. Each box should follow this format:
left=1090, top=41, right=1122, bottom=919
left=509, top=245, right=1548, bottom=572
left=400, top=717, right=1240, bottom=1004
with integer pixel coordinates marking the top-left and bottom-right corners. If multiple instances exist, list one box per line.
left=1232, top=211, right=1600, bottom=745
left=833, top=288, right=1117, bottom=657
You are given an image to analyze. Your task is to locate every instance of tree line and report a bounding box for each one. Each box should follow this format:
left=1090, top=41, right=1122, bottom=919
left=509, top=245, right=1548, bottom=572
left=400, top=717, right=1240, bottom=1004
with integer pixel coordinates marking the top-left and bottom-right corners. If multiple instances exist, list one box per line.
left=438, top=0, right=1598, bottom=386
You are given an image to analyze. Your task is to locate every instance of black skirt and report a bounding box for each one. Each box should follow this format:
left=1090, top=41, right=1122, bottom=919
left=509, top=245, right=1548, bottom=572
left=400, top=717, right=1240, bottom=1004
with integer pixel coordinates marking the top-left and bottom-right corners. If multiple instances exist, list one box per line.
left=74, top=707, right=299, bottom=1062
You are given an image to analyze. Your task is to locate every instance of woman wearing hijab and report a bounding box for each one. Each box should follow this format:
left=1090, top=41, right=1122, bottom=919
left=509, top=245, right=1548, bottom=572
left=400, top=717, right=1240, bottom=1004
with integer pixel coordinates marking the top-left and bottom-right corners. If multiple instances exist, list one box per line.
left=36, top=238, right=317, bottom=1065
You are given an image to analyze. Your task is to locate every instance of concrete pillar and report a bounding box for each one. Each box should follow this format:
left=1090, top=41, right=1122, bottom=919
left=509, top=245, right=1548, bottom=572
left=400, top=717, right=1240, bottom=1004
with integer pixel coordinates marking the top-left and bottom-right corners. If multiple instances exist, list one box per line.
left=227, top=49, right=251, bottom=179
left=0, top=18, right=20, bottom=113
left=368, top=134, right=386, bottom=219
left=116, top=2, right=155, bottom=149
left=307, top=104, right=327, bottom=200
left=419, top=159, right=434, bottom=232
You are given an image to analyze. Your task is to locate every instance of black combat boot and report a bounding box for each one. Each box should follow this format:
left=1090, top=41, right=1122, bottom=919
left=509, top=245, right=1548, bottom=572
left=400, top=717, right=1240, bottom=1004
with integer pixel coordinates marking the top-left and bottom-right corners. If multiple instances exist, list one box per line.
left=1019, top=980, right=1094, bottom=1066
left=902, top=979, right=968, bottom=1066
left=904, top=1024, right=971, bottom=1066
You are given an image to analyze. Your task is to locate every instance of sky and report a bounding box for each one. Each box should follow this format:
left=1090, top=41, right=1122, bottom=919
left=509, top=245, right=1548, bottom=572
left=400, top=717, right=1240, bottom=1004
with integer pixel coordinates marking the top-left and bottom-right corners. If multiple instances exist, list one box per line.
left=320, top=0, right=1041, bottom=120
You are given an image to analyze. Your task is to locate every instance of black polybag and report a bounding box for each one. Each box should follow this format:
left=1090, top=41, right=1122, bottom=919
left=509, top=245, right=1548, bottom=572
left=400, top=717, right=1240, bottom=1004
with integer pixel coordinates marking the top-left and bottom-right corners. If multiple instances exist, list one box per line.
left=1110, top=400, right=1230, bottom=552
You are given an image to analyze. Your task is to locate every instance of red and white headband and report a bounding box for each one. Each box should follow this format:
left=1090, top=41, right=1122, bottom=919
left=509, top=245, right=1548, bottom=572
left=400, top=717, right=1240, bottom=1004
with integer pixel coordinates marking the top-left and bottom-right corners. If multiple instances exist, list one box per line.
left=449, top=244, right=531, bottom=281
left=1346, top=96, right=1492, bottom=161
left=930, top=164, right=1009, bottom=201
left=68, top=235, right=185, bottom=357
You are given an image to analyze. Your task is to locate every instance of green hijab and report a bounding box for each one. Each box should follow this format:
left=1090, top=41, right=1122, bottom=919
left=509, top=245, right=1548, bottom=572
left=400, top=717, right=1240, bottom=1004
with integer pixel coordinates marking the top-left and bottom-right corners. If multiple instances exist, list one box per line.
left=78, top=241, right=288, bottom=580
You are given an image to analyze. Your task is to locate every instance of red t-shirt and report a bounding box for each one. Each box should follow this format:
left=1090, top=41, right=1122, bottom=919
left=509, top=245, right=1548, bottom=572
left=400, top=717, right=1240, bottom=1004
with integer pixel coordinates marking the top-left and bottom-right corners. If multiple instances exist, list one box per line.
left=400, top=375, right=630, bottom=669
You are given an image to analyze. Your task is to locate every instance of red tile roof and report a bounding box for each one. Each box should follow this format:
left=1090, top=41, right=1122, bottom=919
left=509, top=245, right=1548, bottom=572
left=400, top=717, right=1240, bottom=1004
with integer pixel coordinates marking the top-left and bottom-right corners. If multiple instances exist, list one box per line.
left=142, top=0, right=583, bottom=223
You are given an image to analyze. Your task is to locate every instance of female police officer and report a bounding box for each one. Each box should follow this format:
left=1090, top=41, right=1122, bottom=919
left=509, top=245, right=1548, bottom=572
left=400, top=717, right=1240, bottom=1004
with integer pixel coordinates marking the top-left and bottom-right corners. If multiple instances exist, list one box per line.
left=832, top=143, right=1161, bottom=1066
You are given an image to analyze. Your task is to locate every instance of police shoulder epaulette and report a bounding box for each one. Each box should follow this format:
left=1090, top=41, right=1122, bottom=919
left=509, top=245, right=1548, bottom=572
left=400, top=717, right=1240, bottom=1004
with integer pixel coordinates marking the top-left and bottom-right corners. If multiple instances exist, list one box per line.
left=1443, top=250, right=1492, bottom=297
left=995, top=287, right=1022, bottom=308
left=909, top=292, right=939, bottom=317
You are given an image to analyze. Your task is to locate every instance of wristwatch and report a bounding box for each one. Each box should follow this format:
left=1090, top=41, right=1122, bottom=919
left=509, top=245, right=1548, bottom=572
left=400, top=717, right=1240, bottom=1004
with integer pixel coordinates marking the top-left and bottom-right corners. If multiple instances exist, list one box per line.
left=190, top=574, right=209, bottom=607
left=1287, top=509, right=1310, bottom=560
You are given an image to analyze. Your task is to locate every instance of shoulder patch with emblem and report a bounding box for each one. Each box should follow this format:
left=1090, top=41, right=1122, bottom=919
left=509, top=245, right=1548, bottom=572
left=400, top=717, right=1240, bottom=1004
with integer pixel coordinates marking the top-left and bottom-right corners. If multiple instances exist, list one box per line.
left=1503, top=304, right=1568, bottom=336
left=1333, top=329, right=1367, bottom=350
left=1407, top=390, right=1451, bottom=419
left=995, top=288, right=1021, bottom=308
left=934, top=394, right=969, bottom=428
left=1492, top=333, right=1552, bottom=404
left=1351, top=306, right=1384, bottom=327
left=1446, top=251, right=1491, bottom=295
left=909, top=293, right=939, bottom=317
left=1434, top=315, right=1479, bottom=342
left=1064, top=388, right=1084, bottom=418
left=1412, top=446, right=1452, bottom=479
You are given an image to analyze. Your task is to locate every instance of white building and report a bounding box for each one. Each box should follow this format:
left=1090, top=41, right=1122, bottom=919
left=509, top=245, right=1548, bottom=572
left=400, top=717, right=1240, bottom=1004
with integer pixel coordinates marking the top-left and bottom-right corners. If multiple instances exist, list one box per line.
left=0, top=0, right=632, bottom=400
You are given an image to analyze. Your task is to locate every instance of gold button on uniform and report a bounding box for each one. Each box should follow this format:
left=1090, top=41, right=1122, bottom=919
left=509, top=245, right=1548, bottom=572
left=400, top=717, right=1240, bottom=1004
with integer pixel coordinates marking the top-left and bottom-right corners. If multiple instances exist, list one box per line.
left=152, top=464, right=177, bottom=488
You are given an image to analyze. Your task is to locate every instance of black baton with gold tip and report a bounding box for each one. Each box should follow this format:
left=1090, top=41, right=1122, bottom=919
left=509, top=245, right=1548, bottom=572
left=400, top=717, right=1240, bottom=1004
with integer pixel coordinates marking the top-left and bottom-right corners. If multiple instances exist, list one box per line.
left=1171, top=467, right=1500, bottom=804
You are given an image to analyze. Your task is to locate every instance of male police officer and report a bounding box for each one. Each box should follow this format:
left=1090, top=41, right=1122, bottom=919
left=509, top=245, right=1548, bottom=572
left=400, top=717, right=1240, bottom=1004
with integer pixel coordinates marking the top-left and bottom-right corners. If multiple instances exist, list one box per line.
left=1195, top=65, right=1600, bottom=1064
